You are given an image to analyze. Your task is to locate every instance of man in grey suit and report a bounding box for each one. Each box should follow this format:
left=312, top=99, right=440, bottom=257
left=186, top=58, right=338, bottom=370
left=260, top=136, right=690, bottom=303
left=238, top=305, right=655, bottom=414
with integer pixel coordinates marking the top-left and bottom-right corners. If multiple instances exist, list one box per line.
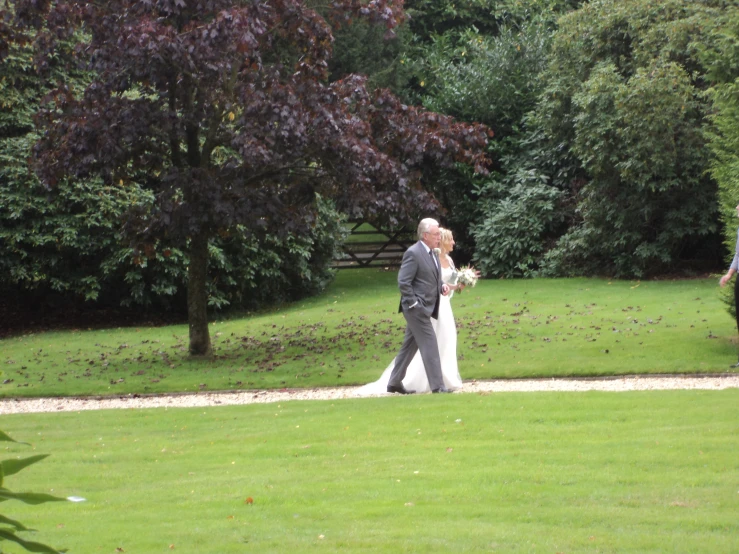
left=387, top=218, right=452, bottom=394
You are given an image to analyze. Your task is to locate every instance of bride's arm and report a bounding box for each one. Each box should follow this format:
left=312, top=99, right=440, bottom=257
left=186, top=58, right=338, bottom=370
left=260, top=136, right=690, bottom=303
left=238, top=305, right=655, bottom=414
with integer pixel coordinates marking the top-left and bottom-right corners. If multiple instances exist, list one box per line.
left=444, top=255, right=465, bottom=292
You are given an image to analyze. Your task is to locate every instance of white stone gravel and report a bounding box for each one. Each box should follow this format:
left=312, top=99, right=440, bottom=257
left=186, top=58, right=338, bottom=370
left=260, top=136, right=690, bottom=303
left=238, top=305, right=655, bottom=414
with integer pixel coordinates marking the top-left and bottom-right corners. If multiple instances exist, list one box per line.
left=1, top=374, right=738, bottom=414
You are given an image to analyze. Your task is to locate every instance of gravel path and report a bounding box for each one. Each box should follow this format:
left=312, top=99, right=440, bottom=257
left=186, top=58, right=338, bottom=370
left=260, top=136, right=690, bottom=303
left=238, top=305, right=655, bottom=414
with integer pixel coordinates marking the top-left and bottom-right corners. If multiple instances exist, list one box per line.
left=2, top=374, right=738, bottom=414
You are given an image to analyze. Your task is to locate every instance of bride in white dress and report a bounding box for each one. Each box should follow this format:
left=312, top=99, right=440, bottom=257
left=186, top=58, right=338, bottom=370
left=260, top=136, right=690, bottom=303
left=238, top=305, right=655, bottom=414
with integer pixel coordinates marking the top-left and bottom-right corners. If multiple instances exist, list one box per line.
left=357, top=228, right=465, bottom=395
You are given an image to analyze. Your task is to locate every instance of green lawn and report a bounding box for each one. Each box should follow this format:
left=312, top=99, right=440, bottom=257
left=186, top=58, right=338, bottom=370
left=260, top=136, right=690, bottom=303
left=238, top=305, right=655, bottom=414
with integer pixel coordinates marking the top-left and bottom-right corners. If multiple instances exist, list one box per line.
left=1, top=272, right=737, bottom=398
left=3, top=272, right=737, bottom=552
left=3, top=390, right=737, bottom=553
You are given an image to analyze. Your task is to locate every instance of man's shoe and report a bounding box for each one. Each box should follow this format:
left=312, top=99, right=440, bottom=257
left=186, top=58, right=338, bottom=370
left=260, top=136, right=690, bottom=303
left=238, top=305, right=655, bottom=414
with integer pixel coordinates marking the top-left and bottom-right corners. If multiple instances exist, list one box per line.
left=431, top=387, right=452, bottom=394
left=387, top=384, right=415, bottom=395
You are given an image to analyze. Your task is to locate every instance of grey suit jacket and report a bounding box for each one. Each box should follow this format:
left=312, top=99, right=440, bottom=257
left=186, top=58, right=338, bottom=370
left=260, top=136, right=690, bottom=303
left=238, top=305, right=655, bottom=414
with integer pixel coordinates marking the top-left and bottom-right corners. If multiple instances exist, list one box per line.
left=397, top=241, right=443, bottom=319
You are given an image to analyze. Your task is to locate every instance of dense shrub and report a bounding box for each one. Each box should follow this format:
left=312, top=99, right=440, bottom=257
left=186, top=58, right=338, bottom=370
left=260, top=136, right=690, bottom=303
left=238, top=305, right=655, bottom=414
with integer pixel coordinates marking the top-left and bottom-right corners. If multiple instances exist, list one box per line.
left=702, top=10, right=739, bottom=317
left=0, top=14, right=347, bottom=317
left=472, top=151, right=563, bottom=277
left=415, top=18, right=558, bottom=264
left=0, top=156, right=347, bottom=314
left=202, top=195, right=347, bottom=312
left=536, top=0, right=729, bottom=277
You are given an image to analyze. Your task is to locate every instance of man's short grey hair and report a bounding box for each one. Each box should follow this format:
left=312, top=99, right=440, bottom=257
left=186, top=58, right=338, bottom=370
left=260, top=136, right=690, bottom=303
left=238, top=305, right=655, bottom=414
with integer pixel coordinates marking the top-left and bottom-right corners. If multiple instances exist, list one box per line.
left=417, top=218, right=439, bottom=240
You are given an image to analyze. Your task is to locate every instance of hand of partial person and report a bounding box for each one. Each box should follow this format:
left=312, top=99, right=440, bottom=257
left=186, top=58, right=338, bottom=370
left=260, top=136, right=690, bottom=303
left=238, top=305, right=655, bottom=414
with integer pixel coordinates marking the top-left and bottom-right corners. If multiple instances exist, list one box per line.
left=720, top=273, right=732, bottom=287
left=457, top=283, right=465, bottom=294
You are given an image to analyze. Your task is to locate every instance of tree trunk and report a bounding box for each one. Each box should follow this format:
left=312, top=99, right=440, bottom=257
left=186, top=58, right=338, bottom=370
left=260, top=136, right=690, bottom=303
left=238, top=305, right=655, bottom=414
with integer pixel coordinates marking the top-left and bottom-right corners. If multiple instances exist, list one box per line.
left=187, top=231, right=211, bottom=356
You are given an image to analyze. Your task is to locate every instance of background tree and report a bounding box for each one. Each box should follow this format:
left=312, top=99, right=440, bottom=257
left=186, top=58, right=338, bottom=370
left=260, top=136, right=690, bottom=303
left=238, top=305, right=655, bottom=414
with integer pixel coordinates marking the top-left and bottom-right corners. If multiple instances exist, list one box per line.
left=327, top=1, right=583, bottom=267
left=399, top=1, right=580, bottom=266
left=0, top=20, right=124, bottom=310
left=329, top=16, right=413, bottom=93
left=320, top=0, right=730, bottom=278
left=536, top=0, right=731, bottom=277
left=7, top=0, right=490, bottom=355
left=0, top=18, right=345, bottom=321
left=423, top=19, right=563, bottom=276
left=702, top=10, right=739, bottom=316
left=402, top=0, right=581, bottom=44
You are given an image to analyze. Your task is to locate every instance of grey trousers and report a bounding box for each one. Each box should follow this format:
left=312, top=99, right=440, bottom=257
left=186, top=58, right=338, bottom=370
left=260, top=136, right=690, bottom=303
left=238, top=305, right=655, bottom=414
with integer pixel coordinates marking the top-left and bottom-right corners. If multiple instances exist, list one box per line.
left=388, top=307, right=444, bottom=391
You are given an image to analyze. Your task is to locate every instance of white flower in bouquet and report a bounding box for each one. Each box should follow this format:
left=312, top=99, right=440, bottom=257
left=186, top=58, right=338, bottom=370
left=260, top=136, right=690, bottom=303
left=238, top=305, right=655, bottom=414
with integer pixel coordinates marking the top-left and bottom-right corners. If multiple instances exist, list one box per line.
left=457, top=266, right=478, bottom=287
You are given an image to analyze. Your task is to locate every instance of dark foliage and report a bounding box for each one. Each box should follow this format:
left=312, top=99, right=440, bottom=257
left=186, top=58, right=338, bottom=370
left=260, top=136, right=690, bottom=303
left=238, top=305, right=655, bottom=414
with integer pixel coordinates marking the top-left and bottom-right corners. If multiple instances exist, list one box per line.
left=0, top=14, right=346, bottom=318
left=404, top=0, right=583, bottom=41
left=3, top=0, right=490, bottom=354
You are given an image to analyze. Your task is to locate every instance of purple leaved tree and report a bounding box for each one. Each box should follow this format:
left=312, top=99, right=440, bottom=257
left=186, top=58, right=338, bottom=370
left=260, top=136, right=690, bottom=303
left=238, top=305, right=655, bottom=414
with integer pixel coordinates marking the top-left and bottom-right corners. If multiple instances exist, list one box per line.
left=3, top=0, right=491, bottom=355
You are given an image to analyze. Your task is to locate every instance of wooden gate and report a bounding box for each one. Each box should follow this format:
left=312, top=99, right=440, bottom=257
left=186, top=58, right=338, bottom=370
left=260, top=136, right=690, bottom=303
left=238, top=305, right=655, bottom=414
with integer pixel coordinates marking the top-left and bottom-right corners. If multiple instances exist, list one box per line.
left=333, top=221, right=415, bottom=269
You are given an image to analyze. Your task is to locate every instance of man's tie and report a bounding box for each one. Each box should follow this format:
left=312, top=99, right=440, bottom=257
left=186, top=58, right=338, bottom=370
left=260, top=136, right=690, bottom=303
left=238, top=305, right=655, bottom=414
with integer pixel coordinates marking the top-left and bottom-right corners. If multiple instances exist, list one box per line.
left=430, top=249, right=438, bottom=272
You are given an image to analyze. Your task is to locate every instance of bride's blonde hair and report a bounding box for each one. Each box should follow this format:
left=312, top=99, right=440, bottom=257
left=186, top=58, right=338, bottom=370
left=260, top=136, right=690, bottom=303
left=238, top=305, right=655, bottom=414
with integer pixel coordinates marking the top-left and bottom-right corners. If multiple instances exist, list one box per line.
left=439, top=227, right=454, bottom=254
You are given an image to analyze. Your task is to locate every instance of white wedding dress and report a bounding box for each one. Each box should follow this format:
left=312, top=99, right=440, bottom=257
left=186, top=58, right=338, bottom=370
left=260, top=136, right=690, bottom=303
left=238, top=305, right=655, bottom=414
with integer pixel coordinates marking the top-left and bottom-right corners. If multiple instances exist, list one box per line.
left=356, top=262, right=462, bottom=395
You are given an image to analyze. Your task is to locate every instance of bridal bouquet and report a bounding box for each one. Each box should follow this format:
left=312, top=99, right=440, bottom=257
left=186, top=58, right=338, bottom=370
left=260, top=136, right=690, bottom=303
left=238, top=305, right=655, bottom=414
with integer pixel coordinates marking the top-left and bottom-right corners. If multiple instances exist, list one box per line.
left=456, top=266, right=479, bottom=287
